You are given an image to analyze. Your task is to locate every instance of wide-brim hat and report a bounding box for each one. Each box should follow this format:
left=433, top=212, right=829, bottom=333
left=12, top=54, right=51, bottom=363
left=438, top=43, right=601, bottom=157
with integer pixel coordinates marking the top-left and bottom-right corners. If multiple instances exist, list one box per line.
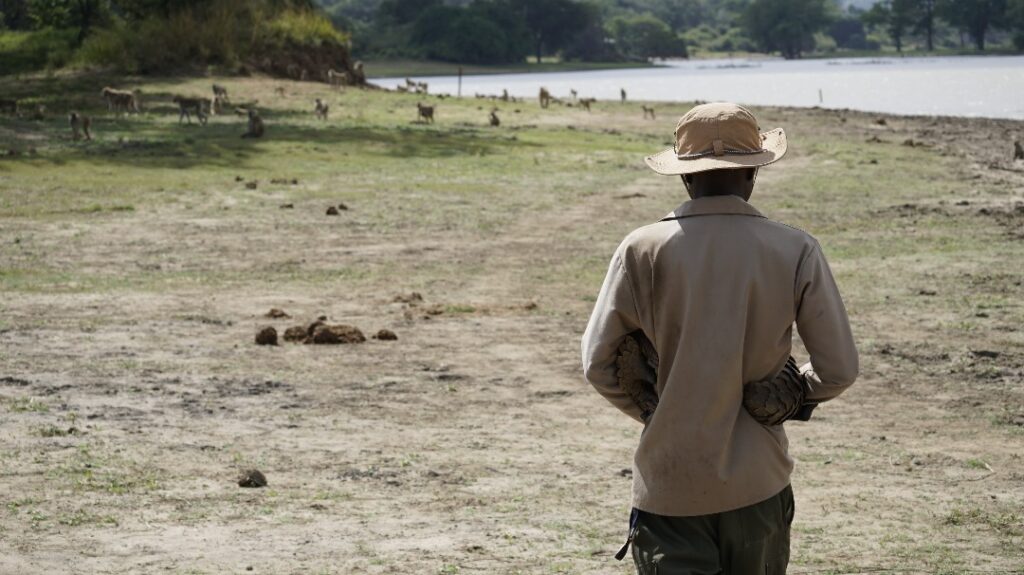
left=645, top=102, right=787, bottom=176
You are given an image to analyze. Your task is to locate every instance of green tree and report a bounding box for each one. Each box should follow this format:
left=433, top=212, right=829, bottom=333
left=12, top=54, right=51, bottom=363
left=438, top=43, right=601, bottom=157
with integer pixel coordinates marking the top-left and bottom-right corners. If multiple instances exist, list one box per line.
left=1010, top=0, right=1024, bottom=48
left=743, top=0, right=833, bottom=59
left=913, top=0, right=937, bottom=51
left=517, top=0, right=592, bottom=63
left=0, top=0, right=32, bottom=29
left=936, top=0, right=1006, bottom=50
left=609, top=14, right=688, bottom=59
left=862, top=0, right=918, bottom=52
left=29, top=0, right=109, bottom=44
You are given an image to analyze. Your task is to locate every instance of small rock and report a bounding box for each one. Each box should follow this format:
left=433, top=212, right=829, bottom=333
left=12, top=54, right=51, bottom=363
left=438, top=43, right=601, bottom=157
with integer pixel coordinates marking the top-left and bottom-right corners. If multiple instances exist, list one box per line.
left=235, top=176, right=244, bottom=182
left=255, top=326, right=278, bottom=346
left=523, top=302, right=538, bottom=311
left=309, top=324, right=366, bottom=345
left=337, top=203, right=349, bottom=211
left=245, top=181, right=258, bottom=190
left=279, top=203, right=294, bottom=209
left=237, top=469, right=267, bottom=488
left=265, top=308, right=290, bottom=319
left=283, top=325, right=308, bottom=342
left=917, top=289, right=937, bottom=296
left=374, top=329, right=398, bottom=341
left=875, top=118, right=888, bottom=126
left=971, top=350, right=1000, bottom=359
left=326, top=206, right=339, bottom=216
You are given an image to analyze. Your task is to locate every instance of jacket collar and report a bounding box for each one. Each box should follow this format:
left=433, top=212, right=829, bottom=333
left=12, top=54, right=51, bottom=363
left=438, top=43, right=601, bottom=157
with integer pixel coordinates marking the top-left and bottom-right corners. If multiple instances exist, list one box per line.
left=661, top=195, right=765, bottom=222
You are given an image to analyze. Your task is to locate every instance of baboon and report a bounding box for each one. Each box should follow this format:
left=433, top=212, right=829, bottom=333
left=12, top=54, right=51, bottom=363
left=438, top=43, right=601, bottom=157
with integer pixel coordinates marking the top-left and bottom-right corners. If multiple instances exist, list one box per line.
left=274, top=86, right=286, bottom=97
left=212, top=84, right=229, bottom=103
left=417, top=82, right=429, bottom=94
left=405, top=78, right=416, bottom=89
left=416, top=102, right=434, bottom=124
left=1015, top=140, right=1024, bottom=161
left=352, top=61, right=366, bottom=84
left=539, top=87, right=552, bottom=109
left=242, top=109, right=265, bottom=138
left=501, top=89, right=510, bottom=102
left=579, top=97, right=596, bottom=112
left=101, top=87, right=139, bottom=115
left=489, top=109, right=500, bottom=127
left=69, top=112, right=92, bottom=141
left=0, top=98, right=18, bottom=115
left=327, top=69, right=345, bottom=89
left=570, top=89, right=578, bottom=101
left=621, top=88, right=627, bottom=103
left=173, top=96, right=210, bottom=126
left=314, top=98, right=329, bottom=121
left=642, top=105, right=656, bottom=120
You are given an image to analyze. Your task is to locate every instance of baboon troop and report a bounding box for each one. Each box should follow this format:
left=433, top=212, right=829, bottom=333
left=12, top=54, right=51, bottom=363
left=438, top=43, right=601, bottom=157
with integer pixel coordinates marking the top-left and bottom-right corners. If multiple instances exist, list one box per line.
left=173, top=96, right=211, bottom=125
left=403, top=78, right=429, bottom=94
left=621, top=88, right=627, bottom=103
left=242, top=109, right=265, bottom=138
left=642, top=105, right=656, bottom=120
left=315, top=98, right=329, bottom=121
left=327, top=69, right=345, bottom=89
left=101, top=87, right=140, bottom=115
left=1015, top=140, right=1024, bottom=161
left=489, top=109, right=500, bottom=127
left=212, top=84, right=229, bottom=103
left=69, top=112, right=92, bottom=141
left=579, top=97, right=596, bottom=112
left=416, top=102, right=435, bottom=124
left=539, top=87, right=552, bottom=109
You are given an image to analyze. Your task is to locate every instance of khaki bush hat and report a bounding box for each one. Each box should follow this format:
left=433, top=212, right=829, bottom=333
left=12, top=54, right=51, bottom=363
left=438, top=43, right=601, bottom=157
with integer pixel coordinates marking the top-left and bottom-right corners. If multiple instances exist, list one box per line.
left=645, top=102, right=787, bottom=176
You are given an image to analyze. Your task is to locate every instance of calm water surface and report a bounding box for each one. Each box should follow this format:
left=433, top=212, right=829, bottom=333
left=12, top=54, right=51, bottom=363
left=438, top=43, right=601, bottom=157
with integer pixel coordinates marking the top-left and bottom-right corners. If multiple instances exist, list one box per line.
left=377, top=56, right=1024, bottom=120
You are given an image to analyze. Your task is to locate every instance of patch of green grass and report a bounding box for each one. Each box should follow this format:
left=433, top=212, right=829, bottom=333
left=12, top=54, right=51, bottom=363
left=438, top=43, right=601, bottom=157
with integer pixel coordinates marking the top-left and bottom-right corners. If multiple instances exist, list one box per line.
left=3, top=396, right=50, bottom=413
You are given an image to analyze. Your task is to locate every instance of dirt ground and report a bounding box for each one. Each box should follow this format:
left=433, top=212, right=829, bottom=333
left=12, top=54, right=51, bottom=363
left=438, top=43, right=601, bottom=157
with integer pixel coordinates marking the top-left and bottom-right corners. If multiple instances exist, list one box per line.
left=1, top=76, right=1023, bottom=574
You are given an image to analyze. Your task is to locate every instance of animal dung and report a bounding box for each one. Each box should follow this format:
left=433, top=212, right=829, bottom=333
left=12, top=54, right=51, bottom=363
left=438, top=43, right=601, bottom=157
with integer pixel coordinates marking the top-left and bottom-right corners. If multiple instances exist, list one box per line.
left=326, top=206, right=340, bottom=216
left=374, top=329, right=398, bottom=341
left=309, top=324, right=366, bottom=345
left=237, top=469, right=268, bottom=488
left=255, top=326, right=278, bottom=346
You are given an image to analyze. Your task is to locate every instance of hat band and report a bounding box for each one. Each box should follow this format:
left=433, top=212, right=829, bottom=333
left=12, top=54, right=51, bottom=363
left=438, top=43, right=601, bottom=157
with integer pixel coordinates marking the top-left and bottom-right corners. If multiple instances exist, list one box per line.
left=675, top=146, right=767, bottom=160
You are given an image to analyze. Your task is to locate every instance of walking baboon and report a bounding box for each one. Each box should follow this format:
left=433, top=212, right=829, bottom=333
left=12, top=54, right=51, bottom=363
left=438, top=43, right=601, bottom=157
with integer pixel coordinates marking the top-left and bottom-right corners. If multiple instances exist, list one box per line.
left=173, top=96, right=210, bottom=126
left=501, top=89, right=510, bottom=102
left=642, top=105, right=656, bottom=120
left=101, top=87, right=139, bottom=115
left=570, top=89, right=578, bottom=101
left=416, top=102, right=434, bottom=124
left=579, top=97, right=596, bottom=112
left=0, top=98, right=18, bottom=115
left=1015, top=140, right=1024, bottom=161
left=314, top=98, right=329, bottom=120
left=327, top=69, right=345, bottom=89
left=242, top=109, right=265, bottom=138
left=212, top=84, right=229, bottom=103
left=489, top=109, right=500, bottom=127
left=621, top=88, right=627, bottom=103
left=69, top=112, right=92, bottom=141
left=539, top=87, right=552, bottom=109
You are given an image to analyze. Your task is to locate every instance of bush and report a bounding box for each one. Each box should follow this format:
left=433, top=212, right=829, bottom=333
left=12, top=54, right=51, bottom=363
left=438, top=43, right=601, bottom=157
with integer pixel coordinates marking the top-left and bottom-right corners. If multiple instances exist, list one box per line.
left=0, top=27, right=75, bottom=75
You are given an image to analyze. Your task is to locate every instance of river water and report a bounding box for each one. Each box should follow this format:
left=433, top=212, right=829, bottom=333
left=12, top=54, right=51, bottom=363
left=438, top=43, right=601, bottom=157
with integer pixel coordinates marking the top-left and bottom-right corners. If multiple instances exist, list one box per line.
left=377, top=55, right=1024, bottom=120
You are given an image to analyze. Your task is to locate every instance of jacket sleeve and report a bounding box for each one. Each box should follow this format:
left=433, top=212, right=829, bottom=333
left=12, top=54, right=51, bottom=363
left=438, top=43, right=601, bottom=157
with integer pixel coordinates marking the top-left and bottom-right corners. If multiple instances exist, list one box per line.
left=794, top=242, right=859, bottom=403
left=582, top=248, right=646, bottom=423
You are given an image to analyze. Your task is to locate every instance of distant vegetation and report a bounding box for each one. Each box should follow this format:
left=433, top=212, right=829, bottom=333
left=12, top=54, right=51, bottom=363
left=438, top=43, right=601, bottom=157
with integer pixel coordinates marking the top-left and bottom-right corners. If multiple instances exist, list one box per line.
left=319, top=0, right=1024, bottom=64
left=0, top=0, right=354, bottom=76
left=1, top=0, right=1022, bottom=76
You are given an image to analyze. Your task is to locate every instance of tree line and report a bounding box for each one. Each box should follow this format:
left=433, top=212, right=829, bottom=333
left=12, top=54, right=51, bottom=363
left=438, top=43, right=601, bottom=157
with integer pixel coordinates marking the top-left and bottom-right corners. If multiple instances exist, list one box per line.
left=321, top=0, right=1024, bottom=63
left=2, top=0, right=1023, bottom=74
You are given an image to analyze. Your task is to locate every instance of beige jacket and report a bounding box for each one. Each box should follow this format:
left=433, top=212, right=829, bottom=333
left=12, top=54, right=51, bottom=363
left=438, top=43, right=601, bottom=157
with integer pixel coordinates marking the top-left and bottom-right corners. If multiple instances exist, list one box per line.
left=582, top=195, right=858, bottom=517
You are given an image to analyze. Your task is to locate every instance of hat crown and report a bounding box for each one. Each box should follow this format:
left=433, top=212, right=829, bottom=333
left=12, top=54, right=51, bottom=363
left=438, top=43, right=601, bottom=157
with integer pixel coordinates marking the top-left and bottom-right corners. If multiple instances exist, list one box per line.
left=674, top=103, right=763, bottom=157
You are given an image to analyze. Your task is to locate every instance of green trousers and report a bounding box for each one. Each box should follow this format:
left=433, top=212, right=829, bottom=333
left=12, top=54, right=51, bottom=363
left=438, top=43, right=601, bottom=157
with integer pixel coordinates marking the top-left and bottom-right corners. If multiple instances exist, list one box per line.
left=631, top=485, right=794, bottom=575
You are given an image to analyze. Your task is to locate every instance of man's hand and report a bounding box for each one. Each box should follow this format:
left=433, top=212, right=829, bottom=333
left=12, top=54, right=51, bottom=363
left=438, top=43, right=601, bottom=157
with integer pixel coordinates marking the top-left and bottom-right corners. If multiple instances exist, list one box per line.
left=615, top=333, right=815, bottom=426
left=615, top=331, right=660, bottom=423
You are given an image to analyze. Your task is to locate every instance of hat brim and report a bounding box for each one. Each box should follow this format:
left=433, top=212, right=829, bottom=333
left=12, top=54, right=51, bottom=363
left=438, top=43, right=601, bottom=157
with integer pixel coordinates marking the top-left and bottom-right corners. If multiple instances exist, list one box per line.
left=644, top=128, right=788, bottom=176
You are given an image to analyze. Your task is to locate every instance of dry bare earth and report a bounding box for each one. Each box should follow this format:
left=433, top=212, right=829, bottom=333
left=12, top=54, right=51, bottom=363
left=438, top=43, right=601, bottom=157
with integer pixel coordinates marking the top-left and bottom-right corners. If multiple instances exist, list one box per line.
left=0, top=76, right=1022, bottom=574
